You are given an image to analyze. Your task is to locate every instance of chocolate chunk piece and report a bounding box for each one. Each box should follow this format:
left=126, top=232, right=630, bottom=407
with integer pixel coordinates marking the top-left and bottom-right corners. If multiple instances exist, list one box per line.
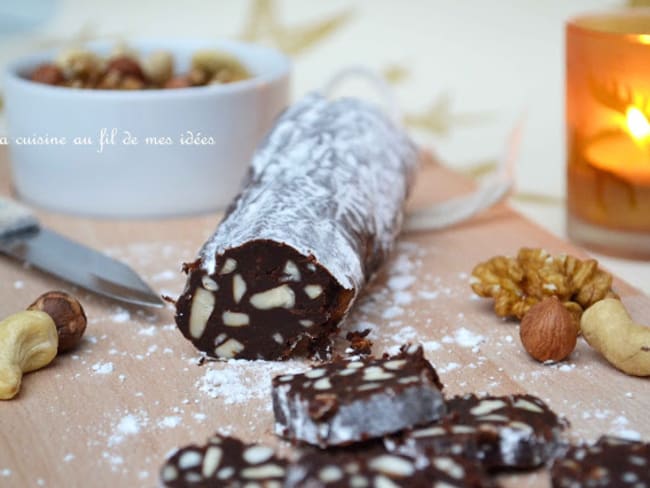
left=175, top=93, right=418, bottom=360
left=272, top=344, right=445, bottom=447
left=160, top=434, right=286, bottom=487
left=286, top=445, right=496, bottom=488
left=386, top=394, right=566, bottom=470
left=551, top=436, right=650, bottom=488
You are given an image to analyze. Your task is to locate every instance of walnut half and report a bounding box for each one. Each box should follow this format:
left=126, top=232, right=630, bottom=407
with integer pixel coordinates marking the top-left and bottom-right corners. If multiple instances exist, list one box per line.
left=470, top=248, right=617, bottom=320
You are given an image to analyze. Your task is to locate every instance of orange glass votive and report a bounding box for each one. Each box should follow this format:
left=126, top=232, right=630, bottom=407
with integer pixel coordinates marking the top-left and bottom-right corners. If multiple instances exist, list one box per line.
left=566, top=10, right=650, bottom=258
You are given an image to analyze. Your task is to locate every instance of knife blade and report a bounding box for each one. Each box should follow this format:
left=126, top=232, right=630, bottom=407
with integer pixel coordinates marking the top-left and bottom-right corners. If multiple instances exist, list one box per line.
left=0, top=197, right=163, bottom=308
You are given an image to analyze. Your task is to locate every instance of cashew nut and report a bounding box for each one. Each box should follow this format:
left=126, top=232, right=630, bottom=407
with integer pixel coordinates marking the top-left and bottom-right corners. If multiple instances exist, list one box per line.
left=581, top=298, right=650, bottom=377
left=0, top=311, right=58, bottom=400
left=141, top=50, right=173, bottom=85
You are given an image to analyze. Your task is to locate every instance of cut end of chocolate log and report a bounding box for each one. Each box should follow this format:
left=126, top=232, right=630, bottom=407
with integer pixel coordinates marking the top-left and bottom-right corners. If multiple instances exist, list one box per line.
left=175, top=93, right=418, bottom=360
left=176, top=240, right=354, bottom=360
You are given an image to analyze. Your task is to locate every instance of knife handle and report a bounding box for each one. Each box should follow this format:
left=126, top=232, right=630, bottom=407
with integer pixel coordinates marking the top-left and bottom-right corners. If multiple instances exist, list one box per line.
left=0, top=196, right=40, bottom=239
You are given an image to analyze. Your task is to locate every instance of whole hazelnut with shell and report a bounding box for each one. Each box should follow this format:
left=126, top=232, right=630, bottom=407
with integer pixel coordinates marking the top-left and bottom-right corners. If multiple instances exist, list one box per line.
left=28, top=291, right=87, bottom=352
left=519, top=296, right=578, bottom=363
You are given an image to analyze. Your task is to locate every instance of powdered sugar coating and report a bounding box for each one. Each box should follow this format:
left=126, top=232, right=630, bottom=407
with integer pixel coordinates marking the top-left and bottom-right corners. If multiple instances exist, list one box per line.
left=199, top=93, right=418, bottom=294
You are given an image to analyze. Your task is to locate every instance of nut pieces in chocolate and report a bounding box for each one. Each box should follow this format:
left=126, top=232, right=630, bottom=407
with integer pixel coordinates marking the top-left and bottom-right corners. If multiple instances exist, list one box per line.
left=386, top=393, right=567, bottom=470
left=161, top=434, right=287, bottom=488
left=272, top=345, right=445, bottom=447
left=551, top=436, right=650, bottom=488
left=28, top=45, right=250, bottom=90
left=286, top=447, right=496, bottom=488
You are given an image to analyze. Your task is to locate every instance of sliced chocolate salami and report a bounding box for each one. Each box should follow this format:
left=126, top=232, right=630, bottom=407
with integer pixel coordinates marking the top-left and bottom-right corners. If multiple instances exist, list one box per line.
left=286, top=447, right=497, bottom=488
left=551, top=436, right=649, bottom=488
left=175, top=93, right=418, bottom=360
left=272, top=344, right=445, bottom=447
left=386, top=393, right=566, bottom=470
left=160, top=434, right=286, bottom=487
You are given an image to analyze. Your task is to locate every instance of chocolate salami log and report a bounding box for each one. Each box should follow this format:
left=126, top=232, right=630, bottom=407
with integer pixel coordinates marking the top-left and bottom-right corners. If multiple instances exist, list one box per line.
left=175, top=94, right=418, bottom=360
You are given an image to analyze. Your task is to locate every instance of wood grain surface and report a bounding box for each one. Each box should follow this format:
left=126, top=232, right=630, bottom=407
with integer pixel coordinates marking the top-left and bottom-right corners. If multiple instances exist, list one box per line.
left=0, top=147, right=647, bottom=488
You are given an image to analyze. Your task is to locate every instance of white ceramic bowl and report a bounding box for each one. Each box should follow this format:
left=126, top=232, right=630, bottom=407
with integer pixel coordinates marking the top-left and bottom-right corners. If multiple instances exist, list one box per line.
left=3, top=40, right=290, bottom=217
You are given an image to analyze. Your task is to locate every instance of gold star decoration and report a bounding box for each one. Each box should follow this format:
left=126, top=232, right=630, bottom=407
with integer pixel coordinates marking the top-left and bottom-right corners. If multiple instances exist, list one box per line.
left=381, top=64, right=410, bottom=85
left=239, top=0, right=354, bottom=56
left=404, top=93, right=495, bottom=137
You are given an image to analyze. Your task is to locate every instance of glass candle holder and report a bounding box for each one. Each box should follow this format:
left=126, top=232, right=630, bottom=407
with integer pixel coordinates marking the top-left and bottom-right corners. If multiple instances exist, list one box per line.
left=566, top=10, right=650, bottom=258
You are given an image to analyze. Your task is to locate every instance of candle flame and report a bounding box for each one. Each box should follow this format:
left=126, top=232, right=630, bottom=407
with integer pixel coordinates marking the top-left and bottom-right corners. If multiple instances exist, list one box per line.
left=626, top=107, right=650, bottom=141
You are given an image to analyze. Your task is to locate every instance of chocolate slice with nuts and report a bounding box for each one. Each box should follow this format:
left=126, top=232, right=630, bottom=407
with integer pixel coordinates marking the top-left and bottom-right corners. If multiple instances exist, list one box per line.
left=175, top=94, right=418, bottom=360
left=160, top=434, right=286, bottom=488
left=551, top=436, right=649, bottom=488
left=386, top=393, right=566, bottom=470
left=286, top=445, right=496, bottom=488
left=272, top=344, right=446, bottom=447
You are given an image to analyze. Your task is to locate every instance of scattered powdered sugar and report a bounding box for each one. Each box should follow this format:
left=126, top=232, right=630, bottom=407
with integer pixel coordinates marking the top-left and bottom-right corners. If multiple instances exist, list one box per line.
left=389, top=324, right=418, bottom=344
left=439, top=362, right=461, bottom=374
left=111, top=308, right=131, bottom=324
left=1, top=469, right=11, bottom=477
left=197, top=360, right=308, bottom=404
left=151, top=270, right=176, bottom=282
left=607, top=416, right=641, bottom=440
left=118, top=415, right=142, bottom=435
left=109, top=413, right=146, bottom=447
left=613, top=429, right=641, bottom=441
left=382, top=306, right=404, bottom=319
left=393, top=291, right=413, bottom=305
left=158, top=416, right=182, bottom=429
left=102, top=452, right=124, bottom=470
left=557, top=363, right=576, bottom=372
left=453, top=327, right=485, bottom=348
left=422, top=340, right=442, bottom=352
left=137, top=326, right=158, bottom=337
left=63, top=454, right=75, bottom=463
left=387, top=274, right=416, bottom=291
left=193, top=413, right=207, bottom=423
left=92, top=362, right=114, bottom=375
left=417, top=290, right=439, bottom=300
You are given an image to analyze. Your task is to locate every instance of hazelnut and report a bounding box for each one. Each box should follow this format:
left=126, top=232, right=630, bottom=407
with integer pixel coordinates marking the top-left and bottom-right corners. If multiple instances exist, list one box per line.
left=28, top=291, right=87, bottom=352
left=105, top=56, right=145, bottom=81
left=30, top=64, right=65, bottom=85
left=519, top=296, right=578, bottom=362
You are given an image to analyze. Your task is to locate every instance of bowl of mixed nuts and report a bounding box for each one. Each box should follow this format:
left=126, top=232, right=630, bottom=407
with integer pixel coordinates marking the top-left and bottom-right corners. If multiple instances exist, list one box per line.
left=3, top=40, right=291, bottom=216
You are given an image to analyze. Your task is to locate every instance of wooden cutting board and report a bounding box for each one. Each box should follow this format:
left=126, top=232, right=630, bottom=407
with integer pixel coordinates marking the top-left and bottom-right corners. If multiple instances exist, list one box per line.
left=0, top=147, right=648, bottom=488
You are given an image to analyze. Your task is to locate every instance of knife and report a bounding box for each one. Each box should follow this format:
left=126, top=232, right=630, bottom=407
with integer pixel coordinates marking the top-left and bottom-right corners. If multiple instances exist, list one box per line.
left=0, top=196, right=164, bottom=308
